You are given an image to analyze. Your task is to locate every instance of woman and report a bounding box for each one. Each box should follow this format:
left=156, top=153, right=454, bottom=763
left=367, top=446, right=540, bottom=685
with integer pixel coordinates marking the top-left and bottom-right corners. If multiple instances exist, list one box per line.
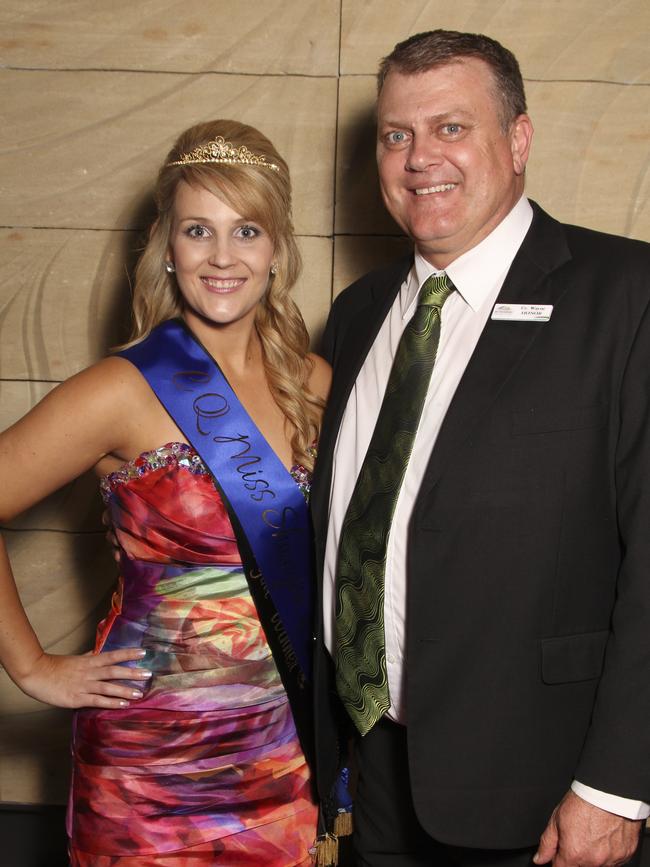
left=0, top=119, right=330, bottom=864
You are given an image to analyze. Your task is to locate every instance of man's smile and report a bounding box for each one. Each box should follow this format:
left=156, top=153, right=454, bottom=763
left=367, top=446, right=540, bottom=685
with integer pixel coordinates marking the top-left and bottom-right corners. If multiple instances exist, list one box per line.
left=414, top=183, right=458, bottom=195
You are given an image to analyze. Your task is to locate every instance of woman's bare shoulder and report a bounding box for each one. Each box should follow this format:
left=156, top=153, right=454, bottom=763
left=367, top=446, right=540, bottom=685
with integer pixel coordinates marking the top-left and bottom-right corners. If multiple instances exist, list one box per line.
left=0, top=356, right=155, bottom=520
left=62, top=355, right=149, bottom=400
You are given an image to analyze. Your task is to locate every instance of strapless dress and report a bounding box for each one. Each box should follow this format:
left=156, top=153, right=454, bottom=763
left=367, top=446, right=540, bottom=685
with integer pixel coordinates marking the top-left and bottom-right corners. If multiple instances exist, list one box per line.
left=67, top=442, right=317, bottom=866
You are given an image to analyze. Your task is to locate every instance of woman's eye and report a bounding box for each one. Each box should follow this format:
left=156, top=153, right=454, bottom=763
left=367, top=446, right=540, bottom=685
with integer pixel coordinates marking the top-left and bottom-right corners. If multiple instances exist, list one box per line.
left=186, top=224, right=210, bottom=238
left=237, top=225, right=260, bottom=239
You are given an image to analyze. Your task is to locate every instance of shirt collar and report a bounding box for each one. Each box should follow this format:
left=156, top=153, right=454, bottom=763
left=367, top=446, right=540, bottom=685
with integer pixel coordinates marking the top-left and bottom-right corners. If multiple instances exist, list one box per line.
left=405, top=196, right=534, bottom=316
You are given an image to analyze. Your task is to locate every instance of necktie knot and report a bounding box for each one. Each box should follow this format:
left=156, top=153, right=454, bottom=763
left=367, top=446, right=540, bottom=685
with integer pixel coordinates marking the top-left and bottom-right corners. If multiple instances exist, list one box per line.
left=418, top=272, right=455, bottom=309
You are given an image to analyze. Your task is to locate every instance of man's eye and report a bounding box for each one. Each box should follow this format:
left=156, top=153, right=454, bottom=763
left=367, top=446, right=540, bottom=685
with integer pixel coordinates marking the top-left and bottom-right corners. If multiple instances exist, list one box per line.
left=443, top=124, right=462, bottom=135
left=386, top=131, right=408, bottom=144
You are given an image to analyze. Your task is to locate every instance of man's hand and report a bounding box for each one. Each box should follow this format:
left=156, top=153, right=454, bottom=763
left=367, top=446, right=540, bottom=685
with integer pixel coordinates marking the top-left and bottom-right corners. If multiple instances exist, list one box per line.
left=534, top=790, right=642, bottom=866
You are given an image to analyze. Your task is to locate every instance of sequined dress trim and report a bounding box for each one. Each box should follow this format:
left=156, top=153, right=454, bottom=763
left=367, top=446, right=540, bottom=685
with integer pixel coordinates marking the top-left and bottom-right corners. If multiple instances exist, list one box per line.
left=100, top=441, right=313, bottom=503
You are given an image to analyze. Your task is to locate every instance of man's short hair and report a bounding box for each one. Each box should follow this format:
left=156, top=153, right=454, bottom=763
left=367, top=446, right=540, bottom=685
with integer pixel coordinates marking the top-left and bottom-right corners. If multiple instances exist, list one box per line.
left=378, top=29, right=527, bottom=130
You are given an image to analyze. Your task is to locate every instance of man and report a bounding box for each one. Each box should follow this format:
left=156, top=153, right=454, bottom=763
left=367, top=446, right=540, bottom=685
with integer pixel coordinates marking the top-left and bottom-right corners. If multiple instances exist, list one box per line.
left=311, top=29, right=650, bottom=867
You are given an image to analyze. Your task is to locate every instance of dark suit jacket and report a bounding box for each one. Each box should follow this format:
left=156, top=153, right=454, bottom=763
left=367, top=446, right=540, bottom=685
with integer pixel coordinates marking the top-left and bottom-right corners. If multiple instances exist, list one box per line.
left=311, top=202, right=650, bottom=849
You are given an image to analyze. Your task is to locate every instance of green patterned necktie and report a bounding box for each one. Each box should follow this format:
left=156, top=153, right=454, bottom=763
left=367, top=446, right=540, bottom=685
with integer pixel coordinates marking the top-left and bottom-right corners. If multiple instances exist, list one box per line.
left=334, top=272, right=455, bottom=735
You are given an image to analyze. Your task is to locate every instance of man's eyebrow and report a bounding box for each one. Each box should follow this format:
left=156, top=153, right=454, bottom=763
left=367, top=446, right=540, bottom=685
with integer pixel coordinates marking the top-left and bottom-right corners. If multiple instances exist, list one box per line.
left=379, top=110, right=474, bottom=128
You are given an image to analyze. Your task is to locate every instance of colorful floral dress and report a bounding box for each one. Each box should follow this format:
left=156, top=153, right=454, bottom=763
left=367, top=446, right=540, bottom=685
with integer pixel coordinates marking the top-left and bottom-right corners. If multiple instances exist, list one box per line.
left=67, top=443, right=317, bottom=866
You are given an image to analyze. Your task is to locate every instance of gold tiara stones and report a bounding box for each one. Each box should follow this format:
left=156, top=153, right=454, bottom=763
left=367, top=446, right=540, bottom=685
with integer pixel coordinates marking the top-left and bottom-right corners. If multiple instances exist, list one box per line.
left=167, top=136, right=280, bottom=172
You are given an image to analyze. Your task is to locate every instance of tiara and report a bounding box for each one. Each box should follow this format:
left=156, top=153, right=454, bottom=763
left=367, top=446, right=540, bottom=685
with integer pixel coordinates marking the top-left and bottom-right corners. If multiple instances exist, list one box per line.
left=167, top=135, right=280, bottom=171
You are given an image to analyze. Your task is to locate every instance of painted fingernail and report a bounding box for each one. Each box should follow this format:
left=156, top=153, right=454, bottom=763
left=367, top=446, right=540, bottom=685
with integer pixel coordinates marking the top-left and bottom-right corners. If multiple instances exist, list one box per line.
left=131, top=690, right=143, bottom=699
left=136, top=649, right=147, bottom=657
left=118, top=700, right=129, bottom=707
left=139, top=670, right=153, bottom=678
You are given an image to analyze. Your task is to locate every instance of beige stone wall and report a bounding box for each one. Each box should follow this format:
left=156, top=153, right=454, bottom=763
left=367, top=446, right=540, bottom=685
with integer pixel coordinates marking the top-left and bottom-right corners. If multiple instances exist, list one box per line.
left=1, top=0, right=648, bottom=805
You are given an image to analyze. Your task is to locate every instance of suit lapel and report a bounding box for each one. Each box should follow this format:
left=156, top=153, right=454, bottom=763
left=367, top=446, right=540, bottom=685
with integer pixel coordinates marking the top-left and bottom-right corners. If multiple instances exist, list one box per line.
left=420, top=205, right=573, bottom=493
left=325, top=264, right=409, bottom=436
left=313, top=256, right=412, bottom=542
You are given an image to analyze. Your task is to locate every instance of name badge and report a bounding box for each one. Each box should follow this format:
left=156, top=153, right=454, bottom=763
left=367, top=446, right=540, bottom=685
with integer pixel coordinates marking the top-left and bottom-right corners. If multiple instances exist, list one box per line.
left=491, top=303, right=553, bottom=322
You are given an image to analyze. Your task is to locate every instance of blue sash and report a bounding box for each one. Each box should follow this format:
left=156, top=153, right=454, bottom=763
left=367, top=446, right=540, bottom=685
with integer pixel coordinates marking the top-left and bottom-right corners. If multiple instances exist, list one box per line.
left=118, top=319, right=313, bottom=686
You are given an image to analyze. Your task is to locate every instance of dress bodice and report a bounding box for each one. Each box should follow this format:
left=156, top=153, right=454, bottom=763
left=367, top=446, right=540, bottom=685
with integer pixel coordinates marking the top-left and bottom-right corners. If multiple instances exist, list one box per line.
left=94, top=442, right=312, bottom=712
left=101, top=442, right=241, bottom=566
left=100, top=441, right=311, bottom=563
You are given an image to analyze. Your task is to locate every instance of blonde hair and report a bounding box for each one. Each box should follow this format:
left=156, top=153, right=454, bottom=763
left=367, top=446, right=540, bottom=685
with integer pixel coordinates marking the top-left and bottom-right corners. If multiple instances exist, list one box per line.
left=127, top=119, right=322, bottom=470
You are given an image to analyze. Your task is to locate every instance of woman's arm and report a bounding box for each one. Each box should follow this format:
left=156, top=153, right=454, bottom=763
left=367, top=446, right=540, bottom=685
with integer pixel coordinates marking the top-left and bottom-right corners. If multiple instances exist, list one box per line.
left=307, top=352, right=332, bottom=405
left=0, top=356, right=152, bottom=708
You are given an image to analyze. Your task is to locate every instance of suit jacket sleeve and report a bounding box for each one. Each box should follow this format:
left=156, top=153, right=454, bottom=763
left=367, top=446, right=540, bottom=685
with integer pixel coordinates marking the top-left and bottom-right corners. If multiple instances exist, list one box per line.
left=574, top=288, right=650, bottom=802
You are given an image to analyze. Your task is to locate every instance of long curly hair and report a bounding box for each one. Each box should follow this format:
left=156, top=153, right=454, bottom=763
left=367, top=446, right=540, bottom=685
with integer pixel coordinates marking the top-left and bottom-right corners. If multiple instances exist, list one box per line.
left=125, top=119, right=322, bottom=470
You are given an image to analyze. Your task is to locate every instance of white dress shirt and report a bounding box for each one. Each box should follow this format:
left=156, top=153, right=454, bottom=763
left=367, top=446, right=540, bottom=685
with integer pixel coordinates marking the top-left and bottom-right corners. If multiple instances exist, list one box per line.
left=323, top=195, right=649, bottom=821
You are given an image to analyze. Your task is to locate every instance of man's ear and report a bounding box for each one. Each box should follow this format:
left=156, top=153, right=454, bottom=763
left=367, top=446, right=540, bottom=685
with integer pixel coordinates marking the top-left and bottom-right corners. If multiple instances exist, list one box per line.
left=510, top=114, right=534, bottom=176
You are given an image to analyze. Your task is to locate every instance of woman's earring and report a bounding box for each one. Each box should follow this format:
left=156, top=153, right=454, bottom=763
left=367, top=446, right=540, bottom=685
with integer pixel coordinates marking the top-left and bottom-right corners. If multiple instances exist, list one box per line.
left=165, top=262, right=176, bottom=274
left=270, top=264, right=278, bottom=276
